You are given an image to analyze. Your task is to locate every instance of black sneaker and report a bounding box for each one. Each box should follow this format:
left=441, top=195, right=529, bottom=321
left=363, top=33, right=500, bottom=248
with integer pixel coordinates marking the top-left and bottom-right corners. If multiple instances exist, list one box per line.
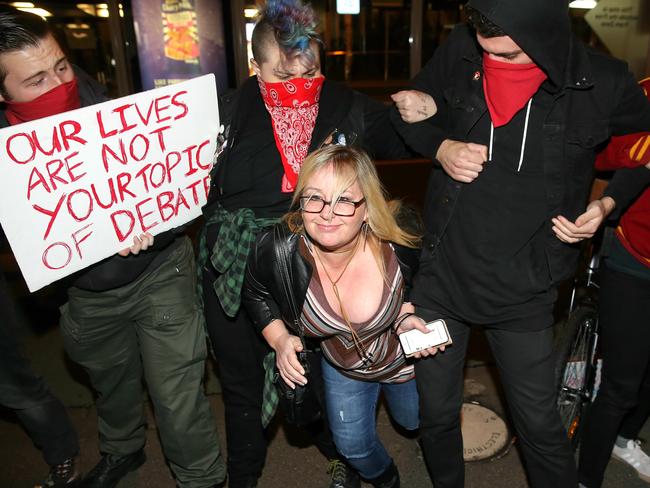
left=327, top=459, right=360, bottom=488
left=81, top=449, right=145, bottom=488
left=35, top=457, right=81, bottom=488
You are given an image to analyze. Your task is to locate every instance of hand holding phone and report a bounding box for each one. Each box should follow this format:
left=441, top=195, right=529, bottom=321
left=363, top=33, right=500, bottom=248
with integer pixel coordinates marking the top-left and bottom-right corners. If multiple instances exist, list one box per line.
left=398, top=319, right=452, bottom=357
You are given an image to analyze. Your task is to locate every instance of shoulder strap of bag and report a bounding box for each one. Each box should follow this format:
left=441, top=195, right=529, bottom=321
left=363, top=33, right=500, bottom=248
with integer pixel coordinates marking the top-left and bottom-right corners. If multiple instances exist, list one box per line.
left=273, top=226, right=307, bottom=347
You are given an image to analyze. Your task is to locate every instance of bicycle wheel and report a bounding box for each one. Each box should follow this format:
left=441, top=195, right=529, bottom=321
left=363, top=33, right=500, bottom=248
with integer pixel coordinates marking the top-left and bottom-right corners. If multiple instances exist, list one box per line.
left=554, top=304, right=599, bottom=448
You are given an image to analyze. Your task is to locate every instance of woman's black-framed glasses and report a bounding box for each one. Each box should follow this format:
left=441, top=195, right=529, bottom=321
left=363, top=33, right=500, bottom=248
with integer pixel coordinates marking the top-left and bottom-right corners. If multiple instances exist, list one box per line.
left=299, top=195, right=366, bottom=217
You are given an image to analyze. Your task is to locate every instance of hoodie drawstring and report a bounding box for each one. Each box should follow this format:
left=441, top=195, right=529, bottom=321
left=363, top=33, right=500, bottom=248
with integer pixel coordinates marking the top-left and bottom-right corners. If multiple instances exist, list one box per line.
left=488, top=97, right=533, bottom=172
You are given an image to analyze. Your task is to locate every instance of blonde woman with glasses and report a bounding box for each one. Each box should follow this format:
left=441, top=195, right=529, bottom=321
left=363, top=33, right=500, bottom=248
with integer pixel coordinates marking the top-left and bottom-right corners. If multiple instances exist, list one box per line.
left=243, top=146, right=443, bottom=488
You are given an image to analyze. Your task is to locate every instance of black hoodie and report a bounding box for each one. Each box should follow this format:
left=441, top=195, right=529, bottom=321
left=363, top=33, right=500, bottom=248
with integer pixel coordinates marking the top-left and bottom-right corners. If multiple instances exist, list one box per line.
left=391, top=0, right=650, bottom=328
left=468, top=0, right=570, bottom=89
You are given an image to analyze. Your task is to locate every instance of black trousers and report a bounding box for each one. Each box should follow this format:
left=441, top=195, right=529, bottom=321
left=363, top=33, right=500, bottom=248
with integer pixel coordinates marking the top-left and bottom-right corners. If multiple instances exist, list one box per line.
left=202, top=264, right=338, bottom=487
left=0, top=273, right=79, bottom=466
left=414, top=307, right=577, bottom=488
left=578, top=264, right=650, bottom=488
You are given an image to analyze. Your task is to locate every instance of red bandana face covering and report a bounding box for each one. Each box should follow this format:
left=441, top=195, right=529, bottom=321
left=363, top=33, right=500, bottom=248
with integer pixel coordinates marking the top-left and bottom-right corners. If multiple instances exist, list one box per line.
left=258, top=75, right=325, bottom=192
left=4, top=77, right=81, bottom=126
left=482, top=53, right=547, bottom=127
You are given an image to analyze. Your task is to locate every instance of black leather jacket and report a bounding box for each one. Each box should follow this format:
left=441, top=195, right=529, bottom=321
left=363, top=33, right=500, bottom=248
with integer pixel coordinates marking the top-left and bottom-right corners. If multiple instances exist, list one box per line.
left=242, top=224, right=419, bottom=335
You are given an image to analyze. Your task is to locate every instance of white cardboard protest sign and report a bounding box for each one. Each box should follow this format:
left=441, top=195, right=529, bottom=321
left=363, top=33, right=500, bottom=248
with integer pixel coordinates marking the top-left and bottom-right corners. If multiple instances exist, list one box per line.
left=0, top=74, right=218, bottom=292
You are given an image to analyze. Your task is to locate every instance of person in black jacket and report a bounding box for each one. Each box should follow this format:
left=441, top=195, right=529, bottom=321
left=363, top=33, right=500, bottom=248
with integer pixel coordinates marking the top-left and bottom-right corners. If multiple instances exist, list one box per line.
left=0, top=268, right=81, bottom=488
left=389, top=1, right=650, bottom=487
left=0, top=9, right=225, bottom=488
left=198, top=1, right=412, bottom=487
left=242, top=145, right=434, bottom=488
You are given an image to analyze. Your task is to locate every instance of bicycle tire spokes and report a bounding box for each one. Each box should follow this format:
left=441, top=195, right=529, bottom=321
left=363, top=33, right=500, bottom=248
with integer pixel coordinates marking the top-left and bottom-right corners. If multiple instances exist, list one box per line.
left=556, top=309, right=599, bottom=448
left=555, top=228, right=607, bottom=449
left=562, top=323, right=592, bottom=389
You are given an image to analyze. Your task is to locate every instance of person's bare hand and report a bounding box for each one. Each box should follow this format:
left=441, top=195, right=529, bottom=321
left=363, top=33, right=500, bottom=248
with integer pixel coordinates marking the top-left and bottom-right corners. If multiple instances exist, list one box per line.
left=118, top=232, right=154, bottom=256
left=395, top=314, right=444, bottom=359
left=391, top=90, right=438, bottom=123
left=274, top=334, right=307, bottom=389
left=552, top=197, right=616, bottom=243
left=436, top=139, right=488, bottom=183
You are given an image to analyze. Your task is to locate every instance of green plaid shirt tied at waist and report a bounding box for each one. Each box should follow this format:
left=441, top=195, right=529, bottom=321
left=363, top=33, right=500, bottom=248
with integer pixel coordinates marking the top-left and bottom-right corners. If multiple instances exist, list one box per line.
left=197, top=205, right=279, bottom=317
left=262, top=351, right=278, bottom=427
left=197, top=205, right=280, bottom=426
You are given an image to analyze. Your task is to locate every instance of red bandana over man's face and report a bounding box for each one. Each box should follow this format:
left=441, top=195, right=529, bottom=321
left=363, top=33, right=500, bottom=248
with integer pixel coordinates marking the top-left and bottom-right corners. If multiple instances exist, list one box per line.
left=258, top=75, right=325, bottom=193
left=4, top=78, right=80, bottom=126
left=482, top=53, right=547, bottom=127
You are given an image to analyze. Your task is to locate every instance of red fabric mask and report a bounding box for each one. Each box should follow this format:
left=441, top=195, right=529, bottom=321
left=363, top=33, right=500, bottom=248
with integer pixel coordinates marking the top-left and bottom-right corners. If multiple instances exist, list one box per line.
left=258, top=75, right=325, bottom=192
left=4, top=77, right=80, bottom=126
left=482, top=54, right=547, bottom=127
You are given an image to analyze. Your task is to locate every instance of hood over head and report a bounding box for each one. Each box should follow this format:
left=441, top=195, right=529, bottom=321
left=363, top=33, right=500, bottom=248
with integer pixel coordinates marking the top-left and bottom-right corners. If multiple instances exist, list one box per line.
left=466, top=0, right=571, bottom=88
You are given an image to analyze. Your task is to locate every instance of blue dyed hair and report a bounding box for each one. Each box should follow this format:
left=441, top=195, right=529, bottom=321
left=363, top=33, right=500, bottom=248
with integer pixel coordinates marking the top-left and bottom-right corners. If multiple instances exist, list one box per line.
left=252, top=0, right=321, bottom=66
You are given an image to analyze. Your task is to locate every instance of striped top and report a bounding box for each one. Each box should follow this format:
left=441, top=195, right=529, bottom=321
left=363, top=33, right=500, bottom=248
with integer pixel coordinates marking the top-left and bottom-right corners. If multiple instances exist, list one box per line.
left=300, top=238, right=414, bottom=383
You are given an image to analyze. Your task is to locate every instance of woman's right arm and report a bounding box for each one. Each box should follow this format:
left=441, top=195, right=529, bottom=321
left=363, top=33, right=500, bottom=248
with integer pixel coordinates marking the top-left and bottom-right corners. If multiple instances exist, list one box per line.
left=242, top=231, right=283, bottom=333
left=242, top=231, right=308, bottom=388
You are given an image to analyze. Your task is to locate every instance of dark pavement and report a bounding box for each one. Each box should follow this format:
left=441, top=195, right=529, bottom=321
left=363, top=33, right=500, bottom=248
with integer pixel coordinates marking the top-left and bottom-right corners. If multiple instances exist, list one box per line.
left=2, top=317, right=650, bottom=487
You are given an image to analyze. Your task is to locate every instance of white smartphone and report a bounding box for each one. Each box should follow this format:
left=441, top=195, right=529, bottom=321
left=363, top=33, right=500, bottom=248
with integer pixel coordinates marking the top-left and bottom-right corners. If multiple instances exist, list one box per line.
left=399, top=319, right=452, bottom=357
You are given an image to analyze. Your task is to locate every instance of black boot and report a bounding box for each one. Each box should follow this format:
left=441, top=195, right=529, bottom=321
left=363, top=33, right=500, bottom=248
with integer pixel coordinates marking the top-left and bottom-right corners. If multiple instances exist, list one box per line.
left=81, top=449, right=145, bottom=488
left=327, top=459, right=361, bottom=488
left=367, top=461, right=399, bottom=488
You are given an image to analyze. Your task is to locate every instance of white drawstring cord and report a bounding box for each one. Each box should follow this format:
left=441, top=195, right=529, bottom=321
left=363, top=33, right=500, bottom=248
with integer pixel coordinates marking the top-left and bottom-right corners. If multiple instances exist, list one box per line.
left=517, top=98, right=533, bottom=172
left=488, top=97, right=533, bottom=172
left=488, top=123, right=494, bottom=162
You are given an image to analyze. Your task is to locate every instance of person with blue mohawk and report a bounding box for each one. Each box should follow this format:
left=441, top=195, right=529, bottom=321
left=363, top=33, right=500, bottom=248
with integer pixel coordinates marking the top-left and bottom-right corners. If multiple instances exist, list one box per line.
left=199, top=1, right=412, bottom=487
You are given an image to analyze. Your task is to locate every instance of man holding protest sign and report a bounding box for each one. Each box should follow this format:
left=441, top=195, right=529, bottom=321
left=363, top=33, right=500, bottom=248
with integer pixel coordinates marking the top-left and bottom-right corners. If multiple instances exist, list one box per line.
left=0, top=9, right=225, bottom=488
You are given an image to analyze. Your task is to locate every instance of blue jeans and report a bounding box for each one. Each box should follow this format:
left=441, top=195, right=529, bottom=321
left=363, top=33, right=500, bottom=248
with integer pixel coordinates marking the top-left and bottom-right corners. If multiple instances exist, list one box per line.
left=322, top=358, right=419, bottom=479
